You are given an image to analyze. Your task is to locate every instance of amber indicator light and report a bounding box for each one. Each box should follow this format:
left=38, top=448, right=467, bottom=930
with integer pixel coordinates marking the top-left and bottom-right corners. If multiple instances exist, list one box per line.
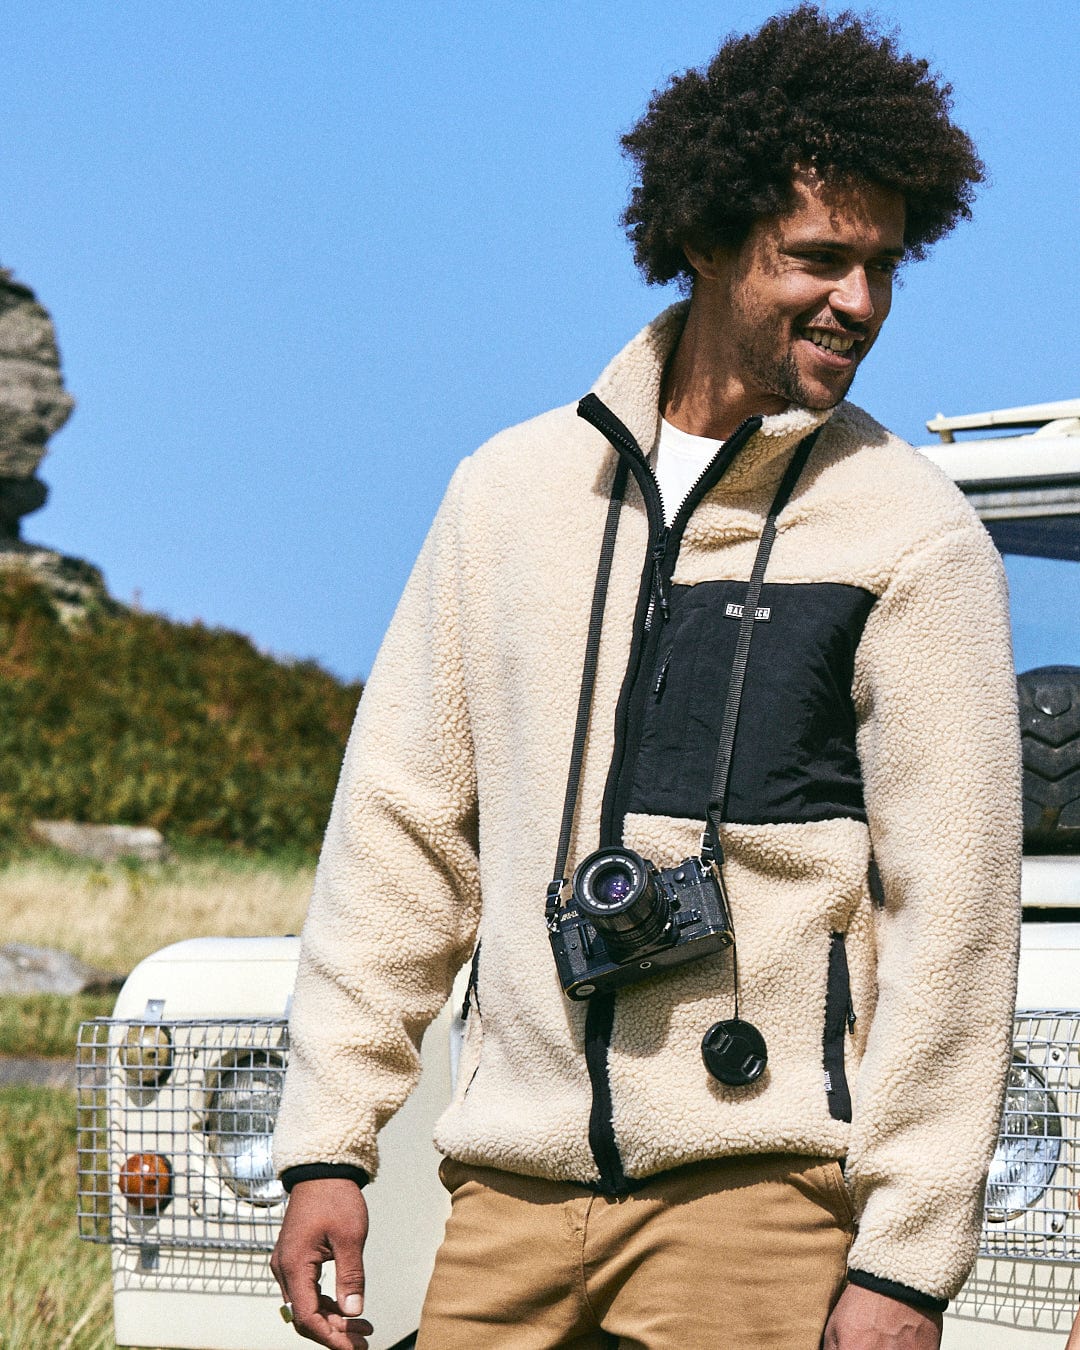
left=118, top=1152, right=173, bottom=1211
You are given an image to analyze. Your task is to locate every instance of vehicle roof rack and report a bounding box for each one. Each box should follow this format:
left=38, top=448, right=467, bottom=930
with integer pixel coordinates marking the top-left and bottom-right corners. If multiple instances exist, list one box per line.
left=927, top=398, right=1080, bottom=442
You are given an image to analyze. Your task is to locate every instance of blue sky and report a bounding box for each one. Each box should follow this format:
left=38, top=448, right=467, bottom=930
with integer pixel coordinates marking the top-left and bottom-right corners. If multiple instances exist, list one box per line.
left=2, top=1, right=1076, bottom=680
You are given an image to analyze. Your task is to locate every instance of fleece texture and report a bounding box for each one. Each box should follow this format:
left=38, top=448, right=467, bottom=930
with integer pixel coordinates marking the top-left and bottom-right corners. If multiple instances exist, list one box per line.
left=273, top=302, right=1021, bottom=1304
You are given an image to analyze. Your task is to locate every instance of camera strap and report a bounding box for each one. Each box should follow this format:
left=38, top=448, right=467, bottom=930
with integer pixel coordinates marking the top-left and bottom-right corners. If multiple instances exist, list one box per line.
left=546, top=457, right=630, bottom=927
left=546, top=426, right=820, bottom=932
left=695, top=428, right=819, bottom=1042
left=701, top=427, right=821, bottom=869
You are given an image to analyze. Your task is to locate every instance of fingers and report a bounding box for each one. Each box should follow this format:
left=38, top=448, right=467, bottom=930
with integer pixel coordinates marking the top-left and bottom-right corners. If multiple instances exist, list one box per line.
left=270, top=1178, right=371, bottom=1350
left=310, top=1293, right=373, bottom=1349
left=335, top=1258, right=367, bottom=1321
left=273, top=1245, right=331, bottom=1343
left=275, top=1279, right=372, bottom=1348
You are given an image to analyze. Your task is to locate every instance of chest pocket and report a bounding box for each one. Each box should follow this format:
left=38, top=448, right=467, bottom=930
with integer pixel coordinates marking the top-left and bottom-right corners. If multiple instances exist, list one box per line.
left=626, top=579, right=875, bottom=826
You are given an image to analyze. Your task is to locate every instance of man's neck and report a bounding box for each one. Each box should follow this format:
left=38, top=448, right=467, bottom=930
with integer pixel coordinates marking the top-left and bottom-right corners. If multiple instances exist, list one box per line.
left=661, top=290, right=788, bottom=440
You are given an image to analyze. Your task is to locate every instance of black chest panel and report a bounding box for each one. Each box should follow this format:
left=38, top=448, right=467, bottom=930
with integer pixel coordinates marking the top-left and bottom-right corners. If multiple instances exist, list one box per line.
left=626, top=580, right=877, bottom=825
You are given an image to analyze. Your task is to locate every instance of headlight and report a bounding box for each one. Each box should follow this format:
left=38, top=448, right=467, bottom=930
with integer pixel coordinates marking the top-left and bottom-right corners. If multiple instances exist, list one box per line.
left=202, top=1049, right=285, bottom=1205
left=985, top=1057, right=1063, bottom=1221
left=118, top=1151, right=173, bottom=1212
left=118, top=1023, right=173, bottom=1087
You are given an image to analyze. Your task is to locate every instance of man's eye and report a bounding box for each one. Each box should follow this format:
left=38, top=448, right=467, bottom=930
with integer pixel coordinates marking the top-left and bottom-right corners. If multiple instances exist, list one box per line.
left=871, top=258, right=901, bottom=275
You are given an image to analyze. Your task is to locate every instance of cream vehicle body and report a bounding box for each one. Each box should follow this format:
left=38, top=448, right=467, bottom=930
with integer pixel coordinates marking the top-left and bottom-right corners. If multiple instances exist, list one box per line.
left=77, top=399, right=1080, bottom=1349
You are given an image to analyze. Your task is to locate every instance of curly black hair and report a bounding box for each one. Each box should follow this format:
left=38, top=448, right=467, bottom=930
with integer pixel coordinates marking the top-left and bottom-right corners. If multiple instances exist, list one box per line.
left=621, top=5, right=985, bottom=288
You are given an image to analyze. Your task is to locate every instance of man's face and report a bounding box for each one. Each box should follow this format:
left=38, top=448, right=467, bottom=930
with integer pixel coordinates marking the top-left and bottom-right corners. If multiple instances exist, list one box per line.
left=696, top=173, right=907, bottom=412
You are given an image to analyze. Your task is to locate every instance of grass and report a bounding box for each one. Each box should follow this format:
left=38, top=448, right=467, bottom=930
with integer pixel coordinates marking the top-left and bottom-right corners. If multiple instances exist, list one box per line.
left=0, top=849, right=314, bottom=975
left=0, top=992, right=115, bottom=1059
left=0, top=1084, right=112, bottom=1349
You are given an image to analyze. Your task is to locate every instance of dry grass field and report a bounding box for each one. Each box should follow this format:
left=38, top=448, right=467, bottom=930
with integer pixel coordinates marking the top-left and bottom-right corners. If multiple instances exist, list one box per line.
left=0, top=851, right=315, bottom=973
left=0, top=850, right=316, bottom=1350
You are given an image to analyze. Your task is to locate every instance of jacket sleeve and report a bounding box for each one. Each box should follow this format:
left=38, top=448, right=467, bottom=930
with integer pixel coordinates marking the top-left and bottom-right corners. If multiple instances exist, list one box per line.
left=847, top=522, right=1022, bottom=1306
left=273, top=459, right=482, bottom=1183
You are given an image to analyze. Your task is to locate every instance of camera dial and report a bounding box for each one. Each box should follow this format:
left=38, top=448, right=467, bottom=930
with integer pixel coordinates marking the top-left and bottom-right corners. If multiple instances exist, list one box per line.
left=572, top=848, right=674, bottom=955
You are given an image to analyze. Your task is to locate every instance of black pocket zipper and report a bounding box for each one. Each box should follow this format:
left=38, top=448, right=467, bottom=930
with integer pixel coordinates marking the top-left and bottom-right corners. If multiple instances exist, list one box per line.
left=461, top=941, right=481, bottom=1021
left=823, top=932, right=854, bottom=1122
left=459, top=941, right=483, bottom=1098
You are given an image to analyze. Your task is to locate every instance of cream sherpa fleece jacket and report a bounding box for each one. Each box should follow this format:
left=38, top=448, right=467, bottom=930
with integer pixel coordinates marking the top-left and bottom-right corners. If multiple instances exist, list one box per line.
left=274, top=304, right=1022, bottom=1309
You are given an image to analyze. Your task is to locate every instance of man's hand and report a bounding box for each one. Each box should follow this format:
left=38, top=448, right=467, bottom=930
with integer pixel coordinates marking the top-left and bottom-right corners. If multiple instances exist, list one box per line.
left=270, top=1178, right=373, bottom=1350
left=823, top=1284, right=943, bottom=1349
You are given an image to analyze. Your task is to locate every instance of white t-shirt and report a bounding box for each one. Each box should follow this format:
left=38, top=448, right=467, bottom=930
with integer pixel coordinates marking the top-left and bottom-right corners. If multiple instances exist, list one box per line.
left=652, top=417, right=723, bottom=525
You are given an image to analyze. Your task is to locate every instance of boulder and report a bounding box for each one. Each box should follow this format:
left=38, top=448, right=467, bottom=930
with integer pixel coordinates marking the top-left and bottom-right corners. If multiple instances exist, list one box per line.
left=0, top=942, right=121, bottom=995
left=0, top=547, right=115, bottom=622
left=30, top=820, right=169, bottom=863
left=0, top=1057, right=78, bottom=1088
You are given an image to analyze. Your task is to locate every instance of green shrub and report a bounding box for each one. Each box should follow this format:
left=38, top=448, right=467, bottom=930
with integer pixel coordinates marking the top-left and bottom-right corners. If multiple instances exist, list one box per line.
left=0, top=575, right=361, bottom=854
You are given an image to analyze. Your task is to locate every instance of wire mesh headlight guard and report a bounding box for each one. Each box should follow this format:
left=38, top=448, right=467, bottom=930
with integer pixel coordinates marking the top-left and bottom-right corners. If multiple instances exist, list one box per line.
left=978, top=1011, right=1080, bottom=1264
left=76, top=1009, right=1080, bottom=1263
left=77, top=1017, right=289, bottom=1253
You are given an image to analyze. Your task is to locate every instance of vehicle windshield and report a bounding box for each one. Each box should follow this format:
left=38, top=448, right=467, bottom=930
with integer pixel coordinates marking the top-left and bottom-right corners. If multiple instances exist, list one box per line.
left=990, top=517, right=1080, bottom=673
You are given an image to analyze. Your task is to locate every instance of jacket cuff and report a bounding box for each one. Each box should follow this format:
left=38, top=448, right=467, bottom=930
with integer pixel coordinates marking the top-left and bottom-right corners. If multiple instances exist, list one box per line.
left=847, top=1269, right=949, bottom=1314
left=280, top=1163, right=370, bottom=1192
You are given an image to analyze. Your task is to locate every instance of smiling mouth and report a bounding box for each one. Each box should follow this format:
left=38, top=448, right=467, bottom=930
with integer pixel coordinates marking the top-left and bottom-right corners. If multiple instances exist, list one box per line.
left=803, top=327, right=858, bottom=355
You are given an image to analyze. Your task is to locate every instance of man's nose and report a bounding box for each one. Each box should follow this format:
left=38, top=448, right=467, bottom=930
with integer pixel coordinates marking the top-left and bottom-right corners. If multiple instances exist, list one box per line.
left=830, top=266, right=875, bottom=324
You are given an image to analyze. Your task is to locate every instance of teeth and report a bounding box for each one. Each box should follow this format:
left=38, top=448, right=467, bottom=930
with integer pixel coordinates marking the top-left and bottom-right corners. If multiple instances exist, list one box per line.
left=806, top=330, right=855, bottom=353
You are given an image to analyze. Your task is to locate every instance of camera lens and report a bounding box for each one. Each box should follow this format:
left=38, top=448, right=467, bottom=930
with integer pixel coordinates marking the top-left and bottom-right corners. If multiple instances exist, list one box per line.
left=572, top=848, right=673, bottom=955
left=592, top=862, right=634, bottom=907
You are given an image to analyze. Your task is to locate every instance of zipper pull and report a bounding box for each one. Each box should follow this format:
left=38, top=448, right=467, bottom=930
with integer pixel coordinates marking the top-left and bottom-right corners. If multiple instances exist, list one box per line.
left=653, top=650, right=672, bottom=697
left=846, top=995, right=856, bottom=1035
left=651, top=528, right=670, bottom=622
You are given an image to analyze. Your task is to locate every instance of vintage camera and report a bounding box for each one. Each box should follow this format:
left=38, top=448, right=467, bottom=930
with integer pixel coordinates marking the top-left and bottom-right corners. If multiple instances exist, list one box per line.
left=548, top=847, right=734, bottom=1000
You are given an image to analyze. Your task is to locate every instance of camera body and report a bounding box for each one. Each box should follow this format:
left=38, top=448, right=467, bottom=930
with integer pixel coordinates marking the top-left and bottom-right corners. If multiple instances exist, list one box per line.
left=548, top=848, right=734, bottom=1000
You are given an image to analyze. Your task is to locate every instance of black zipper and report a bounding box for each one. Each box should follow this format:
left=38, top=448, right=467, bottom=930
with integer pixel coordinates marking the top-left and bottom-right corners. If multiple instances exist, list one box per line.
left=574, top=394, right=762, bottom=1192
left=460, top=941, right=481, bottom=1021
left=589, top=404, right=762, bottom=856
left=823, top=932, right=854, bottom=1122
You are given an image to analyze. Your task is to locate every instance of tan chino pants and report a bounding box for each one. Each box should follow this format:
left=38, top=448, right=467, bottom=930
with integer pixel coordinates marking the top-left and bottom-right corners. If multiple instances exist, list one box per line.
left=416, top=1152, right=854, bottom=1349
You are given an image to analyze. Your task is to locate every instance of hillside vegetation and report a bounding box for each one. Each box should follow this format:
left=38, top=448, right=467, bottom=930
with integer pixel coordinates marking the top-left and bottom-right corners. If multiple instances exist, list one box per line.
left=0, top=574, right=361, bottom=853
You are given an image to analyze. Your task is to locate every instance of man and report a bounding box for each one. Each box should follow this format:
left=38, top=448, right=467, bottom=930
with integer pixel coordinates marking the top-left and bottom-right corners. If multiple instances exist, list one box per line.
left=271, top=7, right=1021, bottom=1348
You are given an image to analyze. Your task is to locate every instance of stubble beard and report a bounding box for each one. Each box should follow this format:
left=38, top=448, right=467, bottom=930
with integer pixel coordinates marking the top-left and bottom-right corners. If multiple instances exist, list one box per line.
left=736, top=331, right=858, bottom=412
left=729, top=285, right=859, bottom=411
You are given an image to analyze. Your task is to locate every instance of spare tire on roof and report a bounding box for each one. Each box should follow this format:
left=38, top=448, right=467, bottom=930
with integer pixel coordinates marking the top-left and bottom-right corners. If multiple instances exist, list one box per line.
left=1018, top=666, right=1080, bottom=851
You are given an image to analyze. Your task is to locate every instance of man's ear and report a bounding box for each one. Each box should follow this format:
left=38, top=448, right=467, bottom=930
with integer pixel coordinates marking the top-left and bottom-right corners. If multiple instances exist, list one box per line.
left=681, top=241, right=728, bottom=282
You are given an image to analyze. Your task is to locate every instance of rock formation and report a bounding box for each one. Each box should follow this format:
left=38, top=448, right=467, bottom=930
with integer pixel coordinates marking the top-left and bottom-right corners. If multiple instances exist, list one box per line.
left=0, top=268, right=111, bottom=615
left=30, top=820, right=169, bottom=863
left=0, top=941, right=121, bottom=995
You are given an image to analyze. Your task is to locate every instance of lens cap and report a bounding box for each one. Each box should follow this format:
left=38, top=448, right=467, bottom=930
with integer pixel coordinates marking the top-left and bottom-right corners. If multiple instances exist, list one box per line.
left=701, top=1018, right=768, bottom=1086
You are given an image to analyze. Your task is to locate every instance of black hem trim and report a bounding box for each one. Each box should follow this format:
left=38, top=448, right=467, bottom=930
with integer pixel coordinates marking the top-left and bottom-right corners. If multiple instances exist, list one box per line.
left=549, top=1150, right=853, bottom=1199
left=847, top=1268, right=949, bottom=1313
left=280, top=1163, right=370, bottom=1193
